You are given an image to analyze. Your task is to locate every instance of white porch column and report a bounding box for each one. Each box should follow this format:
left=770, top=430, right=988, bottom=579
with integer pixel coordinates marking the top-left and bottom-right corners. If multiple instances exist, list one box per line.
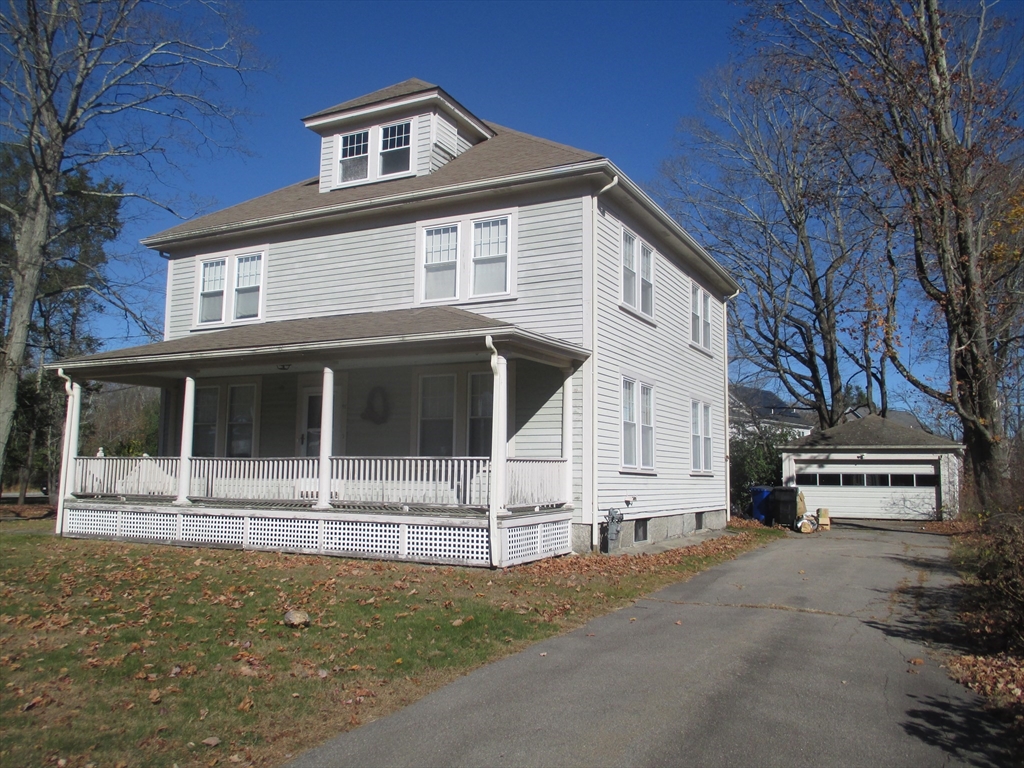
left=486, top=337, right=508, bottom=567
left=314, top=366, right=335, bottom=510
left=174, top=376, right=196, bottom=505
left=562, top=367, right=574, bottom=507
left=55, top=371, right=81, bottom=534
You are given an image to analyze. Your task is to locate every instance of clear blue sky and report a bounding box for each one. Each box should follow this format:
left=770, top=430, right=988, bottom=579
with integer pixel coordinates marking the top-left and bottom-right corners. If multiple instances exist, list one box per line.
left=111, top=0, right=743, bottom=343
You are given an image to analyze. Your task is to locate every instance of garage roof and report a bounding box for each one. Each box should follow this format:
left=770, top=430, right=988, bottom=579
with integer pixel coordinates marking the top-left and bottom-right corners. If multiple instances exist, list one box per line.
left=783, top=415, right=962, bottom=451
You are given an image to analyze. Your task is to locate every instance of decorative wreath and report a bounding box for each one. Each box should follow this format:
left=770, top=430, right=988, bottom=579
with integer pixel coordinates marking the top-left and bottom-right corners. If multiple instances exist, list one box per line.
left=360, top=385, right=390, bottom=425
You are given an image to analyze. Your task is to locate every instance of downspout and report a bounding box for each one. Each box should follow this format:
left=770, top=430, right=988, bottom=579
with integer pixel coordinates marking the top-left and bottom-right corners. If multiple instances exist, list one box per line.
left=55, top=368, right=74, bottom=535
left=485, top=336, right=505, bottom=568
left=589, top=175, right=618, bottom=551
left=722, top=288, right=740, bottom=521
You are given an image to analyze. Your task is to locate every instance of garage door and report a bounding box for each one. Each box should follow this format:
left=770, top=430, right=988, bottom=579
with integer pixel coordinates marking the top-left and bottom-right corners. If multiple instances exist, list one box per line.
left=794, top=462, right=939, bottom=520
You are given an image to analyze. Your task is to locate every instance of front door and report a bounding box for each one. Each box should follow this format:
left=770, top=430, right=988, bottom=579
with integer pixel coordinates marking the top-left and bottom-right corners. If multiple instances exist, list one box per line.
left=301, top=392, right=322, bottom=457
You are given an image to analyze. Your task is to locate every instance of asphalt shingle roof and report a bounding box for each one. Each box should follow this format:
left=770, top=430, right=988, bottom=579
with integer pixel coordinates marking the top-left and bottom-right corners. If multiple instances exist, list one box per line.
left=145, top=123, right=602, bottom=245
left=302, top=78, right=438, bottom=121
left=783, top=414, right=961, bottom=451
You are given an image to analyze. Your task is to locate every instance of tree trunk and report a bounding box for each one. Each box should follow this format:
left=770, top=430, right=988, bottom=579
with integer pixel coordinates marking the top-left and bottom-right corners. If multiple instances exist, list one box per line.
left=0, top=174, right=51, bottom=479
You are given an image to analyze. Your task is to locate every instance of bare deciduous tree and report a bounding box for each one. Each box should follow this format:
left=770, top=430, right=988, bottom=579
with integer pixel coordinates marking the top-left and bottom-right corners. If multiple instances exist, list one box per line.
left=660, top=64, right=887, bottom=430
left=0, top=0, right=260, bottom=476
left=747, top=0, right=1024, bottom=509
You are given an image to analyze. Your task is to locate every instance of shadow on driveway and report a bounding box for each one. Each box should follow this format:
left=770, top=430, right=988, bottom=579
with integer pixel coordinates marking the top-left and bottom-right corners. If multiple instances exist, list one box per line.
left=902, top=692, right=1021, bottom=768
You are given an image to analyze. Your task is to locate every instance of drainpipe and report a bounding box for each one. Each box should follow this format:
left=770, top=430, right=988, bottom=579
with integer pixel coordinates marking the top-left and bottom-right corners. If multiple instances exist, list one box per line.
left=55, top=369, right=79, bottom=535
left=587, top=176, right=618, bottom=551
left=485, top=336, right=507, bottom=568
left=722, top=288, right=740, bottom=521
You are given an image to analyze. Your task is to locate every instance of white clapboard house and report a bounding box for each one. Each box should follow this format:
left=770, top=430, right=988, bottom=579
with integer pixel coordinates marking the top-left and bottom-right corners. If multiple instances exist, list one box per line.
left=51, top=79, right=738, bottom=567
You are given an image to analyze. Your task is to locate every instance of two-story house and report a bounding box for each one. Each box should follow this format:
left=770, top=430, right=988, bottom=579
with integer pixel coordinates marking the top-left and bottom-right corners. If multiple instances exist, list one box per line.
left=51, top=79, right=738, bottom=567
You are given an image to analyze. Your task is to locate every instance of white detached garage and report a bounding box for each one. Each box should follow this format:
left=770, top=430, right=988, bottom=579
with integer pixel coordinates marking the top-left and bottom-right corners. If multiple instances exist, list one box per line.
left=780, top=415, right=963, bottom=521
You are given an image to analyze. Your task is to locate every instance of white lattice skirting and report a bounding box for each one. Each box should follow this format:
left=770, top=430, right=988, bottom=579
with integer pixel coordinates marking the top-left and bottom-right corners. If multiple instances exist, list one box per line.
left=62, top=506, right=573, bottom=568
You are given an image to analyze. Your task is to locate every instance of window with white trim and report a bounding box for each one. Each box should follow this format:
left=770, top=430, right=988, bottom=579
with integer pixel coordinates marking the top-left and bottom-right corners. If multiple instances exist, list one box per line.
left=335, top=119, right=414, bottom=187
left=417, top=209, right=516, bottom=304
left=192, top=387, right=219, bottom=457
left=691, top=400, right=712, bottom=473
left=691, top=284, right=711, bottom=350
left=226, top=384, right=256, bottom=458
left=419, top=374, right=456, bottom=457
left=340, top=129, right=369, bottom=182
left=621, top=228, right=655, bottom=319
left=622, top=377, right=655, bottom=470
left=191, top=381, right=260, bottom=457
left=196, top=250, right=265, bottom=326
left=468, top=372, right=493, bottom=457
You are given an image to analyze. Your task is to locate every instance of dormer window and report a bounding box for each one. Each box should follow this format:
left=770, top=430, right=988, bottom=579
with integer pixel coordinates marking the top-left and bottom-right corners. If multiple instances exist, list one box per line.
left=334, top=119, right=415, bottom=187
left=380, top=122, right=411, bottom=176
left=340, top=130, right=369, bottom=182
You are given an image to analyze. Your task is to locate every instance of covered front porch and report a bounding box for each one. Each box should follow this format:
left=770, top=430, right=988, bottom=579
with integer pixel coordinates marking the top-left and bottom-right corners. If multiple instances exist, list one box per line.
left=52, top=307, right=588, bottom=567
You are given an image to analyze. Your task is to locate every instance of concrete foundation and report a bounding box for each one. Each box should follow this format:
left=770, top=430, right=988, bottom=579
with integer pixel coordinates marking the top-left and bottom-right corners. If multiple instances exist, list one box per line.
left=599, top=509, right=728, bottom=553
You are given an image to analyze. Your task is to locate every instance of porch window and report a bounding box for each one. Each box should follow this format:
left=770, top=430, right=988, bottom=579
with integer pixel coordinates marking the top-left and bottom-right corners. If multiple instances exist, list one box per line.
left=234, top=254, right=262, bottom=320
left=419, top=374, right=455, bottom=456
left=691, top=284, right=712, bottom=350
left=340, top=129, right=369, bottom=182
left=193, top=387, right=219, bottom=457
left=226, top=384, right=256, bottom=458
left=424, top=225, right=459, bottom=300
left=200, top=259, right=226, bottom=323
left=472, top=217, right=508, bottom=296
left=468, top=372, right=493, bottom=456
left=380, top=121, right=411, bottom=176
left=691, top=400, right=712, bottom=473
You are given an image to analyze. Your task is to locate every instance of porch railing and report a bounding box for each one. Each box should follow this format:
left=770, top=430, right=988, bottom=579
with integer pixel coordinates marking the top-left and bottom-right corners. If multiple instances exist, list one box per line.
left=73, top=456, right=180, bottom=497
left=71, top=455, right=565, bottom=508
left=507, top=458, right=567, bottom=507
left=189, top=457, right=319, bottom=501
left=330, top=457, right=491, bottom=506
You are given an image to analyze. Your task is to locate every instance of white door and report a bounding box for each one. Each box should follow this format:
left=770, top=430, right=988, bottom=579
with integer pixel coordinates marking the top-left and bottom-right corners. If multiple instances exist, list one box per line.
left=298, top=382, right=347, bottom=457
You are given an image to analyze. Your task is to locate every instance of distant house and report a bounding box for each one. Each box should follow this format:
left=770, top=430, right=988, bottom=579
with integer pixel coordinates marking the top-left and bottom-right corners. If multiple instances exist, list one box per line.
left=729, top=385, right=813, bottom=439
left=781, top=415, right=963, bottom=520
left=50, top=79, right=738, bottom=566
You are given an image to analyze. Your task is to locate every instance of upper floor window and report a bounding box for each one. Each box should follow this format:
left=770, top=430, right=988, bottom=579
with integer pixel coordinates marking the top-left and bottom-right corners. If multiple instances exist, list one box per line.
left=197, top=249, right=265, bottom=326
left=417, top=208, right=517, bottom=304
left=621, top=228, right=655, bottom=319
left=380, top=121, right=411, bottom=176
left=691, top=284, right=711, bottom=350
left=691, top=400, right=712, bottom=473
left=340, top=130, right=369, bottom=182
left=335, top=119, right=414, bottom=187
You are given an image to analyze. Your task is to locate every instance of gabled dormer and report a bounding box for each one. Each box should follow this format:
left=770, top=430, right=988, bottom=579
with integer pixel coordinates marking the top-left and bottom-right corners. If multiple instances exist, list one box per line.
left=302, top=78, right=494, bottom=193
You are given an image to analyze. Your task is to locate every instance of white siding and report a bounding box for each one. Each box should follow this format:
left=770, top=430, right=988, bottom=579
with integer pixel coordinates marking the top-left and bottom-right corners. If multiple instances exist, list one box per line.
left=431, top=112, right=458, bottom=172
left=456, top=131, right=472, bottom=156
left=166, top=257, right=196, bottom=339
left=513, top=361, right=563, bottom=458
left=470, top=197, right=586, bottom=345
left=319, top=135, right=335, bottom=193
left=593, top=206, right=728, bottom=521
left=416, top=113, right=432, bottom=176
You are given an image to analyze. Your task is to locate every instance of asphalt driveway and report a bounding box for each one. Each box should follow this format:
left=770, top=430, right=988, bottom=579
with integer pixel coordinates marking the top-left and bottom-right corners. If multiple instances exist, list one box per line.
left=290, top=522, right=1016, bottom=768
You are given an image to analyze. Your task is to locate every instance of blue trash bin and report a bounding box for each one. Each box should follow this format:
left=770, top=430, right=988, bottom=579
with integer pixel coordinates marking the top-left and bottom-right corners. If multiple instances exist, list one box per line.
left=750, top=486, right=772, bottom=524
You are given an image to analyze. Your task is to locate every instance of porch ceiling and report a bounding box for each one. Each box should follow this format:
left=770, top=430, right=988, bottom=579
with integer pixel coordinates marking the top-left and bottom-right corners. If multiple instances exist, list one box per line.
left=49, top=306, right=590, bottom=385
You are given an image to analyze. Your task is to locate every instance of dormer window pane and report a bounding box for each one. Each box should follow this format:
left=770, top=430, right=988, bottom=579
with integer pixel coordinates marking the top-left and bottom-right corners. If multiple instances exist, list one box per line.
left=424, top=225, right=458, bottom=300
left=340, top=130, right=369, bottom=182
left=200, top=259, right=225, bottom=323
left=380, top=122, right=411, bottom=176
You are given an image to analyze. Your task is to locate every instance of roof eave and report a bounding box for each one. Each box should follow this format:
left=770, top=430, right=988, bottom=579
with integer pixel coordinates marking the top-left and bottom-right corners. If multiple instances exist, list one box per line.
left=782, top=443, right=964, bottom=452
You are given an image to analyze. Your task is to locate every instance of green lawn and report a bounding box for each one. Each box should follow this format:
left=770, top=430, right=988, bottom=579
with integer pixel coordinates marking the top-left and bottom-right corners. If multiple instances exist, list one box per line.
left=0, top=519, right=784, bottom=767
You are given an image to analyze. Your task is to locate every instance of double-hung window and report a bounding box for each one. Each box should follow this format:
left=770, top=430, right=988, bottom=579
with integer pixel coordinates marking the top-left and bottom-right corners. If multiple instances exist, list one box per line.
left=380, top=121, right=411, bottom=176
left=621, top=228, right=655, bottom=319
left=418, top=209, right=516, bottom=304
left=192, top=387, right=219, bottom=457
left=340, top=130, right=369, bottom=182
left=691, top=284, right=712, bottom=350
left=226, top=384, right=256, bottom=458
left=419, top=374, right=456, bottom=457
left=468, top=372, right=494, bottom=456
left=622, top=377, right=655, bottom=470
left=473, top=218, right=508, bottom=295
left=197, top=249, right=265, bottom=326
left=424, top=225, right=459, bottom=301
left=691, top=400, right=713, bottom=473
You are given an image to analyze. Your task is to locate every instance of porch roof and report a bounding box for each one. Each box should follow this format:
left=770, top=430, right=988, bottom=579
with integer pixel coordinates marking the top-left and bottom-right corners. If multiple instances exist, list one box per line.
left=50, top=306, right=590, bottom=384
